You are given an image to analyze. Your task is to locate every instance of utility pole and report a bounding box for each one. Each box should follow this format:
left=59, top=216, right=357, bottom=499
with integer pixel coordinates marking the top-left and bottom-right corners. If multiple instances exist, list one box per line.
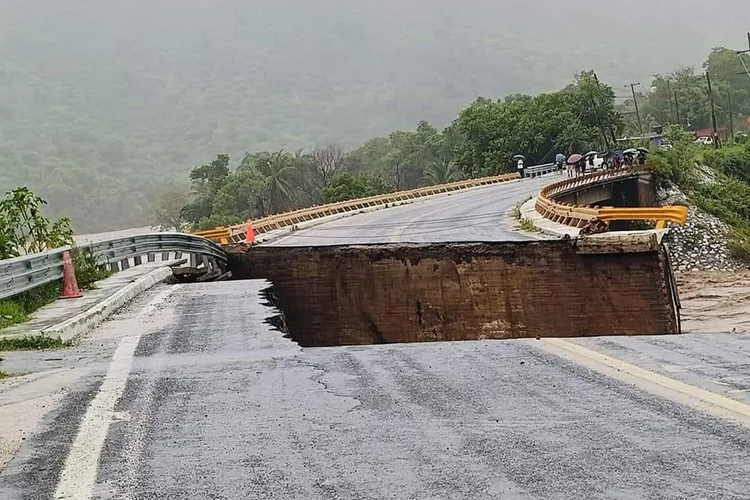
left=728, top=80, right=735, bottom=142
left=705, top=71, right=720, bottom=149
left=626, top=83, right=644, bottom=139
left=673, top=91, right=681, bottom=126
left=666, top=79, right=673, bottom=124
left=737, top=32, right=750, bottom=80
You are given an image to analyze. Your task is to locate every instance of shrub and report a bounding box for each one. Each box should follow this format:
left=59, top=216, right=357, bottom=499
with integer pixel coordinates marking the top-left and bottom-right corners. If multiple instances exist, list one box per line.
left=70, top=247, right=112, bottom=290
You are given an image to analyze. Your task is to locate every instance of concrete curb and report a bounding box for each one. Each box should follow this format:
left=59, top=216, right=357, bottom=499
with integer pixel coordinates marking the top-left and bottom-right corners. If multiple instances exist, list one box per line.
left=520, top=195, right=670, bottom=245
left=40, top=266, right=173, bottom=341
left=520, top=196, right=579, bottom=239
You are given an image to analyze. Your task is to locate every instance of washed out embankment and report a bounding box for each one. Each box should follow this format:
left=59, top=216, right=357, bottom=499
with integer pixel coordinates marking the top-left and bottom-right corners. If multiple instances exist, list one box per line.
left=226, top=240, right=679, bottom=346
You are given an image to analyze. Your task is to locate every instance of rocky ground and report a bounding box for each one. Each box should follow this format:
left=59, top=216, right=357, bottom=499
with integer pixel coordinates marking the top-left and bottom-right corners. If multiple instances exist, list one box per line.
left=664, top=207, right=746, bottom=272
left=657, top=182, right=747, bottom=273
left=656, top=181, right=750, bottom=333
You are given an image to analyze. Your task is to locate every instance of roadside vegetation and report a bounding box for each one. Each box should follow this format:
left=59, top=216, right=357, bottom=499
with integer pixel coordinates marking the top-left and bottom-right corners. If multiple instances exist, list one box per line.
left=519, top=218, right=540, bottom=233
left=652, top=127, right=750, bottom=260
left=0, top=188, right=110, bottom=331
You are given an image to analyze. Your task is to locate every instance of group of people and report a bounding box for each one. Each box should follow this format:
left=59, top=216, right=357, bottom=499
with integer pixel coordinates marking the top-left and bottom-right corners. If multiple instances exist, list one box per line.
left=515, top=148, right=648, bottom=179
left=554, top=153, right=589, bottom=178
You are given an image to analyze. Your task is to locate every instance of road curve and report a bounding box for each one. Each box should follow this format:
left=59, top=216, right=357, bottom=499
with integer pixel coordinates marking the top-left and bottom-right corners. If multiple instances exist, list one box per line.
left=269, top=175, right=554, bottom=246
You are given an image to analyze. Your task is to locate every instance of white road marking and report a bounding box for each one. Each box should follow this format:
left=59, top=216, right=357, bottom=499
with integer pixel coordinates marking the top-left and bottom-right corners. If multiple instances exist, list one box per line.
left=540, top=338, right=750, bottom=428
left=54, top=286, right=179, bottom=500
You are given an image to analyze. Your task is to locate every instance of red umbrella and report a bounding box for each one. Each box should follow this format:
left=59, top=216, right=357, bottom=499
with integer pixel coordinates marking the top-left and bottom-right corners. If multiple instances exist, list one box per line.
left=567, top=153, right=583, bottom=164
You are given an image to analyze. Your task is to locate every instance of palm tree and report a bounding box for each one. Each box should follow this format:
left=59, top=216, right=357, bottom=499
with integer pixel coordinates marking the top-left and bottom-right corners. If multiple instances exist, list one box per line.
left=424, top=158, right=462, bottom=185
left=255, top=150, right=298, bottom=215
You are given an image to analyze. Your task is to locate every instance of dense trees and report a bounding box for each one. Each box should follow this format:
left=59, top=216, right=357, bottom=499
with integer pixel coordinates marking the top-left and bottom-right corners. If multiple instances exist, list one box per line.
left=176, top=72, right=624, bottom=228
left=454, top=72, right=622, bottom=176
left=636, top=48, right=750, bottom=134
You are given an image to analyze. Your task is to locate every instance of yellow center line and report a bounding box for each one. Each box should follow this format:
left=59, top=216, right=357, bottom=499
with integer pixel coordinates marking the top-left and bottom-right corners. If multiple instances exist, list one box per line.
left=539, top=338, right=750, bottom=427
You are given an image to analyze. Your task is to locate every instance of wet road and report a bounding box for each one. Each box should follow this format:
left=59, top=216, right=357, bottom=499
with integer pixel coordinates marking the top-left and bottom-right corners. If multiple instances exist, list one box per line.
left=268, top=175, right=555, bottom=246
left=2, top=282, right=750, bottom=499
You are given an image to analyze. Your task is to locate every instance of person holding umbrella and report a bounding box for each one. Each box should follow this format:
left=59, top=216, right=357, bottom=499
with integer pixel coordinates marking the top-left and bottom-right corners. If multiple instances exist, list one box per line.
left=555, top=152, right=566, bottom=174
left=567, top=153, right=583, bottom=178
left=636, top=147, right=649, bottom=165
left=623, top=148, right=638, bottom=166
left=513, top=154, right=526, bottom=178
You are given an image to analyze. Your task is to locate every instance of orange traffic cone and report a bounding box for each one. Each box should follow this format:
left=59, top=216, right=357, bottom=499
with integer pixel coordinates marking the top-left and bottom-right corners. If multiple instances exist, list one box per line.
left=60, top=250, right=83, bottom=299
left=246, top=220, right=256, bottom=244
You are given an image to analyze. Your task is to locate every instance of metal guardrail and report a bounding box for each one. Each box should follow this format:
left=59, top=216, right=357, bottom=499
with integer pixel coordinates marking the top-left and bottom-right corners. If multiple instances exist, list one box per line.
left=524, top=163, right=558, bottom=178
left=195, top=171, right=523, bottom=244
left=0, top=233, right=226, bottom=301
left=535, top=165, right=689, bottom=228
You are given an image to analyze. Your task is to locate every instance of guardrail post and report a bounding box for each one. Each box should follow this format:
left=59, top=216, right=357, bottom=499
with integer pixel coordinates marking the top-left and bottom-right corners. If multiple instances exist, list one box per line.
left=162, top=252, right=169, bottom=261
left=190, top=253, right=199, bottom=268
left=109, top=261, right=120, bottom=273
left=133, top=255, right=142, bottom=266
left=175, top=251, right=182, bottom=260
left=147, top=253, right=155, bottom=263
left=120, top=258, right=130, bottom=270
left=199, top=254, right=210, bottom=269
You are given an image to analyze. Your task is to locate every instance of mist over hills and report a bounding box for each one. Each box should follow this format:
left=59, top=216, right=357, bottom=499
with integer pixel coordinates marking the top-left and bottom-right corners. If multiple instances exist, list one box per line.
left=0, top=0, right=746, bottom=231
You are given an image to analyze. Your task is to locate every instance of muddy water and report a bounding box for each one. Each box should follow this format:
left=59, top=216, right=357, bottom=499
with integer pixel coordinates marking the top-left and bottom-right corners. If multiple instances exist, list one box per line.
left=678, top=270, right=750, bottom=334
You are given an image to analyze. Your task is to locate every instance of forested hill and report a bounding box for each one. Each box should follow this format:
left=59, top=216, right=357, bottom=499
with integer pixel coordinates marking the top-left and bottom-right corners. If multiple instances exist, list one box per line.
left=0, top=0, right=746, bottom=231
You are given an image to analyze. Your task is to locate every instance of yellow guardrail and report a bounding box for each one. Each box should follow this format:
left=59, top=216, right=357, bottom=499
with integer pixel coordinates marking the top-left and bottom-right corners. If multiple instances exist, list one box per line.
left=192, top=227, right=231, bottom=244
left=535, top=164, right=688, bottom=229
left=194, top=172, right=521, bottom=244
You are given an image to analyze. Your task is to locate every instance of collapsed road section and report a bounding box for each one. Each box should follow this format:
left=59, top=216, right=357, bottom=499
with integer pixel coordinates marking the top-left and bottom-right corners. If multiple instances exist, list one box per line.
left=226, top=237, right=680, bottom=346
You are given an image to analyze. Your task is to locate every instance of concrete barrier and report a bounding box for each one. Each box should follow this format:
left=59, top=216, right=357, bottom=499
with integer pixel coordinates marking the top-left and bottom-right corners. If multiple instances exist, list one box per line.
left=226, top=240, right=680, bottom=346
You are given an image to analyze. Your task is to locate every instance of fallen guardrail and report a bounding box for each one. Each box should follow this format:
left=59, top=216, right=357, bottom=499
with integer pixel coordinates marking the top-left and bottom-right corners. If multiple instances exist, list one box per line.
left=196, top=171, right=524, bottom=244
left=535, top=165, right=688, bottom=229
left=0, top=233, right=226, bottom=301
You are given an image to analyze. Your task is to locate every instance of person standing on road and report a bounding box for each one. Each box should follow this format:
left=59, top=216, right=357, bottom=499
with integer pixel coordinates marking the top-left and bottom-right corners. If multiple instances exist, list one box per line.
left=517, top=158, right=525, bottom=178
left=555, top=153, right=566, bottom=174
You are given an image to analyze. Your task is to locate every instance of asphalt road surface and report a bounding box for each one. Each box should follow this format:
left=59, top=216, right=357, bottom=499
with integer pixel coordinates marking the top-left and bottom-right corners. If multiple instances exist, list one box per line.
left=268, top=175, right=555, bottom=246
left=2, top=281, right=750, bottom=499
left=3, top=174, right=750, bottom=499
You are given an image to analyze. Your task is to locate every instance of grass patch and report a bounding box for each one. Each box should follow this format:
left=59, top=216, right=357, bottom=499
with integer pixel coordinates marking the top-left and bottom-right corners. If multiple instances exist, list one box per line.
left=0, top=334, right=73, bottom=351
left=519, top=217, right=540, bottom=233
left=0, top=370, right=10, bottom=380
left=511, top=196, right=532, bottom=221
left=0, top=281, right=61, bottom=330
left=0, top=302, right=30, bottom=329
